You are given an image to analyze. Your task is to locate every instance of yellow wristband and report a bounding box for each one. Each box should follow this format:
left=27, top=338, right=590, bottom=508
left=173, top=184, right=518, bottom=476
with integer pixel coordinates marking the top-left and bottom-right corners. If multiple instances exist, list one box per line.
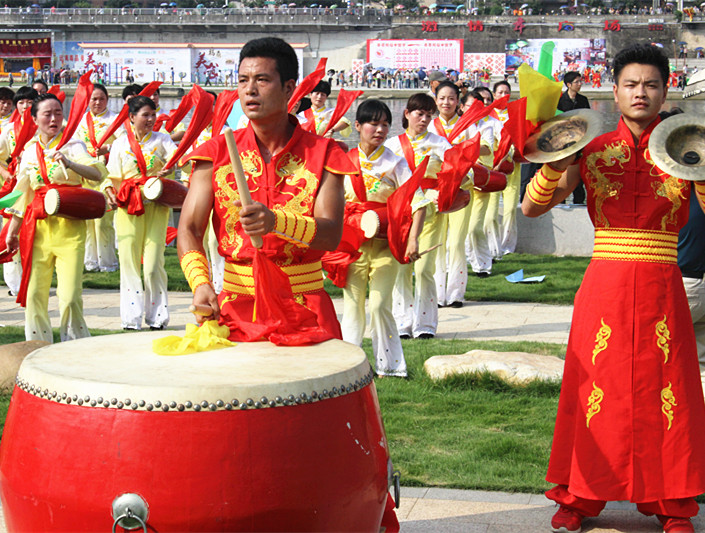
left=526, top=164, right=562, bottom=206
left=180, top=250, right=211, bottom=292
left=272, top=209, right=317, bottom=248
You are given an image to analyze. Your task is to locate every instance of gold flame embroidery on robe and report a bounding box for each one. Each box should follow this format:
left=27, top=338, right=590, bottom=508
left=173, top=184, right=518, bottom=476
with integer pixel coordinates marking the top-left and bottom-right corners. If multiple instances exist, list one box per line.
left=592, top=318, right=611, bottom=365
left=655, top=315, right=671, bottom=364
left=583, top=142, right=628, bottom=228
left=586, top=382, right=604, bottom=428
left=661, top=382, right=677, bottom=430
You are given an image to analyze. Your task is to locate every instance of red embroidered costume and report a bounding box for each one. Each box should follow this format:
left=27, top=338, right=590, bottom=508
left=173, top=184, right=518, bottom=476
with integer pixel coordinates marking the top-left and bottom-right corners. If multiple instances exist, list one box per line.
left=182, top=121, right=355, bottom=343
left=546, top=117, right=705, bottom=513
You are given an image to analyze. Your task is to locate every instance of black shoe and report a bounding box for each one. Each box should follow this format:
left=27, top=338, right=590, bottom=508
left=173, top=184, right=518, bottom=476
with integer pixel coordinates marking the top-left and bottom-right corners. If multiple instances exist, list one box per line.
left=448, top=301, right=463, bottom=308
left=475, top=272, right=490, bottom=278
left=417, top=333, right=435, bottom=339
left=150, top=325, right=165, bottom=331
left=399, top=334, right=411, bottom=340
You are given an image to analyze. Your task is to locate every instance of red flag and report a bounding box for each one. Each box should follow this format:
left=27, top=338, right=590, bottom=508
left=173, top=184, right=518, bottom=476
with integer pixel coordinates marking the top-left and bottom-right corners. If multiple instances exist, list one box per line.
left=56, top=71, right=93, bottom=150
left=153, top=111, right=173, bottom=132
left=436, top=134, right=480, bottom=213
left=96, top=81, right=162, bottom=148
left=448, top=95, right=509, bottom=143
left=164, top=86, right=214, bottom=169
left=48, top=84, right=66, bottom=104
left=386, top=156, right=429, bottom=264
left=165, top=226, right=178, bottom=245
left=502, top=97, right=540, bottom=159
left=320, top=88, right=362, bottom=137
left=212, top=90, right=239, bottom=136
left=493, top=128, right=513, bottom=168
left=287, top=58, right=327, bottom=113
left=163, top=86, right=195, bottom=133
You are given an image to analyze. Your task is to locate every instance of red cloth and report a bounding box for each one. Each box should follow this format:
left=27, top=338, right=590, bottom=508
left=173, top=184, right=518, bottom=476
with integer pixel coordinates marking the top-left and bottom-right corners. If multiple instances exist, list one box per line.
left=164, top=86, right=214, bottom=170
left=47, top=85, right=65, bottom=104
left=211, top=90, right=239, bottom=136
left=320, top=88, right=361, bottom=137
left=115, top=125, right=150, bottom=215
left=287, top=57, right=327, bottom=113
left=56, top=71, right=92, bottom=151
left=436, top=134, right=480, bottom=212
left=546, top=116, right=705, bottom=503
left=181, top=119, right=356, bottom=345
left=96, top=81, right=162, bottom=148
left=386, top=156, right=428, bottom=264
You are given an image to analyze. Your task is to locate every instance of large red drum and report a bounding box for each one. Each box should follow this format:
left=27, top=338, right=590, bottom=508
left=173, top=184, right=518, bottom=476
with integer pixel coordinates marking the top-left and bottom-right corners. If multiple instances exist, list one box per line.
left=0, top=333, right=393, bottom=532
left=143, top=177, right=188, bottom=208
left=43, top=187, right=107, bottom=220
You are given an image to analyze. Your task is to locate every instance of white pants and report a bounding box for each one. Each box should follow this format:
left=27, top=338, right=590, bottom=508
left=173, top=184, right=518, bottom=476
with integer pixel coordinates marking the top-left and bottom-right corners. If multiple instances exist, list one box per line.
left=500, top=163, right=521, bottom=255
left=466, top=190, right=492, bottom=274
left=84, top=209, right=118, bottom=272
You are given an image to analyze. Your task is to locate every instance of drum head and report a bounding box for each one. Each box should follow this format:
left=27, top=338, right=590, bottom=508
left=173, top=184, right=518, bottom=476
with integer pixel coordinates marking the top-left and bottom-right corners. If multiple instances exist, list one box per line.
left=43, top=188, right=60, bottom=216
left=143, top=177, right=163, bottom=201
left=16, top=333, right=374, bottom=412
left=359, top=210, right=380, bottom=239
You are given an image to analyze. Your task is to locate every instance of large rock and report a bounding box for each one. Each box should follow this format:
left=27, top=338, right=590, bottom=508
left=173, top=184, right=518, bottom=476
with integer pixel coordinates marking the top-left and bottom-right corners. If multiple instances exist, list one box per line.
left=424, top=350, right=564, bottom=384
left=0, top=340, right=49, bottom=391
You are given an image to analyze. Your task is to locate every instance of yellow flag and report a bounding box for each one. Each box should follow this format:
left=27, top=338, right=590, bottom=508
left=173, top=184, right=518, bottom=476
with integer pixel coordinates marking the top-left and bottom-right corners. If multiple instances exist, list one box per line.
left=518, top=63, right=563, bottom=123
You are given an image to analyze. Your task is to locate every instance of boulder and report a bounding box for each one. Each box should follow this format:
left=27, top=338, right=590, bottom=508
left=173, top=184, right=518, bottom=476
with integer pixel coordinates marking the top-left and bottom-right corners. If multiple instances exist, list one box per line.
left=424, top=350, right=564, bottom=384
left=0, top=340, right=49, bottom=391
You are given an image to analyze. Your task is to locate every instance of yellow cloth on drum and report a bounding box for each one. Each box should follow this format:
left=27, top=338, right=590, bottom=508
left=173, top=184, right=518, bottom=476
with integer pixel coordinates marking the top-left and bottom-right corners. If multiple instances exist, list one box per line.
left=152, top=320, right=236, bottom=355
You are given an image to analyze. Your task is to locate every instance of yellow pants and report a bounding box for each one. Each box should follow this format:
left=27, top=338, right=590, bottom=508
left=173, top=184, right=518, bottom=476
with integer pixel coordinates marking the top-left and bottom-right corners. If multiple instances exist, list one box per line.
left=485, top=191, right=502, bottom=259
left=116, top=203, right=170, bottom=329
left=25, top=216, right=89, bottom=343
left=467, top=190, right=492, bottom=274
left=393, top=208, right=443, bottom=336
left=500, top=163, right=521, bottom=255
left=436, top=201, right=472, bottom=306
left=342, top=238, right=405, bottom=377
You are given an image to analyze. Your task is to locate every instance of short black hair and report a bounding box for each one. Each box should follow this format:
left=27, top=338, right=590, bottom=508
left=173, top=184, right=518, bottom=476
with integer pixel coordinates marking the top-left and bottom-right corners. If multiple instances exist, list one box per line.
left=122, top=84, right=141, bottom=101
left=13, top=86, right=37, bottom=105
left=356, top=99, right=392, bottom=125
left=492, top=80, right=511, bottom=94
left=32, top=79, right=49, bottom=90
left=435, top=80, right=459, bottom=98
left=92, top=83, right=108, bottom=97
left=297, top=96, right=311, bottom=113
left=402, top=93, right=436, bottom=129
left=30, top=92, right=61, bottom=117
left=563, top=71, right=581, bottom=86
left=472, top=87, right=493, bottom=103
left=311, top=80, right=331, bottom=96
left=613, top=43, right=669, bottom=86
left=0, top=87, right=14, bottom=102
left=239, top=37, right=298, bottom=84
left=128, top=95, right=156, bottom=114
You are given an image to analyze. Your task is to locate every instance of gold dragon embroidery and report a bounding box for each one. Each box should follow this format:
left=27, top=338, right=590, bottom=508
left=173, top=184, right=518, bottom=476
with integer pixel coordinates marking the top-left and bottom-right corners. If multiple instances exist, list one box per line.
left=584, top=142, right=628, bottom=227
left=661, top=382, right=677, bottom=430
left=586, top=381, right=604, bottom=428
left=274, top=152, right=318, bottom=215
left=592, top=318, right=611, bottom=365
left=214, top=163, right=243, bottom=259
left=651, top=177, right=687, bottom=231
left=655, top=315, right=671, bottom=364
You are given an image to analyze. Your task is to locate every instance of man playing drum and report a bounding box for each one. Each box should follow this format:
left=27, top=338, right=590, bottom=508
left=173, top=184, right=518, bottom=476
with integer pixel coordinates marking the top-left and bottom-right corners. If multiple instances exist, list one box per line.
left=178, top=37, right=355, bottom=343
left=523, top=43, right=705, bottom=533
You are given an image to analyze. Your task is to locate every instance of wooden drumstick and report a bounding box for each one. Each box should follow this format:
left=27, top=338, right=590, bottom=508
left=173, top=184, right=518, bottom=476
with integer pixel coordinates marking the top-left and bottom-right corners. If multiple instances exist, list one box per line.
left=189, top=304, right=214, bottom=316
left=419, top=243, right=442, bottom=257
left=223, top=128, right=263, bottom=249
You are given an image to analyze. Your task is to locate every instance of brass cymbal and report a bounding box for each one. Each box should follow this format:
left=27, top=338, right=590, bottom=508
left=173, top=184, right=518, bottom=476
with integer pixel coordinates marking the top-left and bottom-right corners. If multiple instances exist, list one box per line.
left=523, top=108, right=603, bottom=164
left=649, top=113, right=705, bottom=181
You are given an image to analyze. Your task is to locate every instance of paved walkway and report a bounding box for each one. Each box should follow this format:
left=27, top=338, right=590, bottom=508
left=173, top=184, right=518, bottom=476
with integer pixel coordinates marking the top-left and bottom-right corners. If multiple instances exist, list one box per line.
left=4, top=290, right=705, bottom=532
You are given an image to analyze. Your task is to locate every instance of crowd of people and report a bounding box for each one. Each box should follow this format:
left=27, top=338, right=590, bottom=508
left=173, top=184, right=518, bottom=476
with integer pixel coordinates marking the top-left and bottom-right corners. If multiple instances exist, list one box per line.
left=1, top=36, right=705, bottom=533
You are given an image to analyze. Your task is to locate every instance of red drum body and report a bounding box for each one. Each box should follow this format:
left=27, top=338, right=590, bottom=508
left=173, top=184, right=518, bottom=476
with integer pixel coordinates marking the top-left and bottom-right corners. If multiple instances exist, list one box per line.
left=0, top=334, right=392, bottom=533
left=43, top=187, right=107, bottom=220
left=496, top=158, right=515, bottom=175
left=143, top=177, right=188, bottom=208
left=472, top=164, right=508, bottom=193
left=361, top=207, right=388, bottom=239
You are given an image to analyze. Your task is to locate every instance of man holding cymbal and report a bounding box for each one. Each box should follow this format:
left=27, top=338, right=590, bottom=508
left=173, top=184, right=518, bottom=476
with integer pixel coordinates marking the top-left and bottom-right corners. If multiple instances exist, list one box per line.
left=523, top=43, right=705, bottom=533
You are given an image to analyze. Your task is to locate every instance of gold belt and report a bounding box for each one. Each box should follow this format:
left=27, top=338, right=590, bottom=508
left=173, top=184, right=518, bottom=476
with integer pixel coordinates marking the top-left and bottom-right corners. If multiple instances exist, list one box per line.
left=592, top=228, right=678, bottom=264
left=223, top=260, right=324, bottom=296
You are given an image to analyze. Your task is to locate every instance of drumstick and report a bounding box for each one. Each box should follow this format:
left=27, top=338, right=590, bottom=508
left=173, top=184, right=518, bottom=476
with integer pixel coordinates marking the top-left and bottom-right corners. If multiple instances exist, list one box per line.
left=419, top=243, right=442, bottom=257
left=189, top=304, right=213, bottom=316
left=223, top=128, right=263, bottom=249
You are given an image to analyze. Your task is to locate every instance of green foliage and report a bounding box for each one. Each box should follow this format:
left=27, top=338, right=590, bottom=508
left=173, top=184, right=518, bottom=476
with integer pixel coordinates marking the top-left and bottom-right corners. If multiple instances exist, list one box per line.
left=675, top=9, right=683, bottom=22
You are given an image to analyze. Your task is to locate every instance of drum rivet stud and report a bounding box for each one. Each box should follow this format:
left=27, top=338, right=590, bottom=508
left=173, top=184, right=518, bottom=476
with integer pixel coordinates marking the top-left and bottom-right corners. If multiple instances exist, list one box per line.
left=103, top=401, right=110, bottom=408
left=90, top=400, right=97, bottom=407
left=66, top=397, right=72, bottom=404
left=311, top=391, right=318, bottom=399
left=332, top=388, right=338, bottom=396
left=185, top=401, right=193, bottom=408
left=84, top=395, right=91, bottom=402
left=111, top=398, right=117, bottom=405
left=117, top=402, right=124, bottom=409
left=146, top=404, right=153, bottom=411
left=239, top=403, right=248, bottom=410
left=201, top=401, right=209, bottom=408
left=72, top=395, right=78, bottom=402
left=295, top=398, right=302, bottom=405
left=268, top=401, right=276, bottom=408
left=300, top=393, right=307, bottom=401
left=216, top=400, right=224, bottom=407
left=275, top=396, right=283, bottom=404
left=260, top=397, right=268, bottom=405
left=194, top=404, right=201, bottom=412
left=97, top=397, right=103, bottom=403
left=77, top=399, right=83, bottom=406
left=231, top=399, right=239, bottom=406
left=254, top=402, right=262, bottom=409
left=225, top=404, right=233, bottom=410
left=178, top=404, right=185, bottom=411
left=124, top=399, right=131, bottom=405
left=51, top=391, right=57, bottom=398
left=155, top=401, right=162, bottom=408
left=246, top=398, right=254, bottom=406
left=282, top=400, right=289, bottom=406
left=209, top=403, right=216, bottom=411
left=131, top=404, right=138, bottom=410
left=169, top=401, right=176, bottom=408
left=61, top=393, right=67, bottom=400
left=162, top=405, right=169, bottom=412
left=288, top=395, right=295, bottom=402
left=139, top=400, right=146, bottom=407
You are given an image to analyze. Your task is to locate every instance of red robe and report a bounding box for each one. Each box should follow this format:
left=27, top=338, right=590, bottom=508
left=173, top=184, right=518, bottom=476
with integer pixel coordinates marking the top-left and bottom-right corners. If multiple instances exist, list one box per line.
left=182, top=120, right=355, bottom=344
left=547, top=117, right=705, bottom=502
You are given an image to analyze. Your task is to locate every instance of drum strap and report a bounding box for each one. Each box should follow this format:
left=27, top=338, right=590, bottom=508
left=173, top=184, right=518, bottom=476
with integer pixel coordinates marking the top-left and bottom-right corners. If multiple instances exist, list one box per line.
left=347, top=148, right=367, bottom=203
left=433, top=118, right=451, bottom=142
left=117, top=126, right=151, bottom=216
left=35, top=143, right=49, bottom=184
left=398, top=133, right=417, bottom=172
left=85, top=113, right=99, bottom=157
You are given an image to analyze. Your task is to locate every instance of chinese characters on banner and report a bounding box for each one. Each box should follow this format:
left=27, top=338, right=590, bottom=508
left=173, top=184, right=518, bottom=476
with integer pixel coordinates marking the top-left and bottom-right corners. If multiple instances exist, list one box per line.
left=366, top=39, right=463, bottom=70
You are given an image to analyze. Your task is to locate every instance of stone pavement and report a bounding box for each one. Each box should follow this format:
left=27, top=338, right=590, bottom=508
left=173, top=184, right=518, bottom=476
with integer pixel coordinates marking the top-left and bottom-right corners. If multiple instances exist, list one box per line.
left=4, top=290, right=705, bottom=532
